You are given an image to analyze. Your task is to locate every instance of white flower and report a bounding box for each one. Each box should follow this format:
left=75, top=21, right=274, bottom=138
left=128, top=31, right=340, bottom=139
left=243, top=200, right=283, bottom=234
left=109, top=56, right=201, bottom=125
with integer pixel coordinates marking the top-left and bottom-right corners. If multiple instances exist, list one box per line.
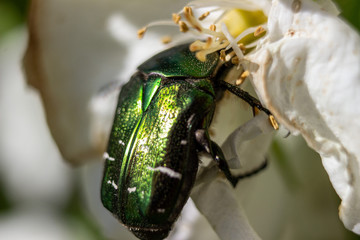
left=23, top=0, right=360, bottom=239
left=144, top=0, right=360, bottom=236
left=246, top=0, right=360, bottom=235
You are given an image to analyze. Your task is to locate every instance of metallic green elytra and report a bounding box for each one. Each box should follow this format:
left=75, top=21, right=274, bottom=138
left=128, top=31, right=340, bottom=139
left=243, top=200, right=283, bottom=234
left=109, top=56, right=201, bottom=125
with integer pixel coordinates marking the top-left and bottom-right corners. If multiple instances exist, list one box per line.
left=101, top=43, right=270, bottom=240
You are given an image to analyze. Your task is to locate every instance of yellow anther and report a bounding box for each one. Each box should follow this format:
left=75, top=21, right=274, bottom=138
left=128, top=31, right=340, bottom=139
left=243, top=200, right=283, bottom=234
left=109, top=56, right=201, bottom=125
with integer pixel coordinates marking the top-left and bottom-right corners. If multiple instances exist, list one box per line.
left=236, top=78, right=245, bottom=85
left=254, top=26, right=265, bottom=37
left=161, top=36, right=172, bottom=44
left=231, top=56, right=239, bottom=65
left=179, top=21, right=189, bottom=32
left=220, top=50, right=226, bottom=61
left=184, top=6, right=194, bottom=17
left=236, top=70, right=249, bottom=85
left=196, top=51, right=207, bottom=62
left=183, top=6, right=202, bottom=32
left=137, top=27, right=147, bottom=39
left=205, top=37, right=212, bottom=48
left=209, top=24, right=216, bottom=31
left=241, top=70, right=250, bottom=79
left=172, top=13, right=181, bottom=24
left=198, top=11, right=210, bottom=21
left=189, top=40, right=203, bottom=51
left=238, top=43, right=246, bottom=52
left=269, top=115, right=279, bottom=130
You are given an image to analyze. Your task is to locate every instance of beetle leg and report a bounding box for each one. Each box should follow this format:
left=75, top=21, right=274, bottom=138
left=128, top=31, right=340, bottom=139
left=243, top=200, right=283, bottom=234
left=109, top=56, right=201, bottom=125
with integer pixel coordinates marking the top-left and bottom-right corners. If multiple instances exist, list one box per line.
left=195, top=129, right=267, bottom=187
left=219, top=80, right=272, bottom=116
left=210, top=142, right=268, bottom=187
left=232, top=158, right=268, bottom=181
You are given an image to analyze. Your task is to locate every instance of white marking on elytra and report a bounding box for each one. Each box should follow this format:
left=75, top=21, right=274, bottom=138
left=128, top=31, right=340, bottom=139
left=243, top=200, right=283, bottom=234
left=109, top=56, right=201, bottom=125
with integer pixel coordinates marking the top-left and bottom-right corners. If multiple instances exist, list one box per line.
left=157, top=208, right=165, bottom=213
left=107, top=180, right=118, bottom=190
left=127, top=187, right=136, bottom=193
left=187, top=114, right=196, bottom=125
left=180, top=140, right=187, bottom=145
left=147, top=166, right=182, bottom=179
left=103, top=152, right=115, bottom=161
left=118, top=140, right=125, bottom=146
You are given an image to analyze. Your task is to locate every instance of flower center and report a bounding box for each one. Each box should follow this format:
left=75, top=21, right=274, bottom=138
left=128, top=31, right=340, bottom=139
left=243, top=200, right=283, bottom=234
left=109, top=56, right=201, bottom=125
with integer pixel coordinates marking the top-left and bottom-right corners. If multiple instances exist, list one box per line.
left=181, top=7, right=268, bottom=64
left=138, top=6, right=267, bottom=64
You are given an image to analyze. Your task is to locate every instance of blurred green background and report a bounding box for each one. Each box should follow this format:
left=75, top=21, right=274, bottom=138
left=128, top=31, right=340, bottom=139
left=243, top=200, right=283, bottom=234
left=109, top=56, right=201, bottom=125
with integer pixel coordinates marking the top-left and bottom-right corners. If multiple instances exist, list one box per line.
left=0, top=0, right=27, bottom=36
left=0, top=0, right=359, bottom=240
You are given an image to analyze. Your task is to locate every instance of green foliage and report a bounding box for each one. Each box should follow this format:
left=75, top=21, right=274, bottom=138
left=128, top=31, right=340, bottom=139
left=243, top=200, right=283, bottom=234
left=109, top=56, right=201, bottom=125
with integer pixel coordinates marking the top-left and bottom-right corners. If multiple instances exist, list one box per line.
left=0, top=0, right=28, bottom=36
left=334, top=0, right=360, bottom=31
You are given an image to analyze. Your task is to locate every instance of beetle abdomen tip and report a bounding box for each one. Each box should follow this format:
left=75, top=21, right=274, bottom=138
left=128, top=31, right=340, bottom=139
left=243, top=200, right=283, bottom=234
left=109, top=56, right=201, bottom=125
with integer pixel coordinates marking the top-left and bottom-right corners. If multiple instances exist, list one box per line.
left=130, top=227, right=170, bottom=240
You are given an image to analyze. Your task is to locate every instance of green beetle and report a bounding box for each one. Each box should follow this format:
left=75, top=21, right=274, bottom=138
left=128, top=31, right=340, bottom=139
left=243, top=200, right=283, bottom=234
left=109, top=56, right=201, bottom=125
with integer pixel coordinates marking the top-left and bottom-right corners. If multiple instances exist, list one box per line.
left=101, top=43, right=271, bottom=240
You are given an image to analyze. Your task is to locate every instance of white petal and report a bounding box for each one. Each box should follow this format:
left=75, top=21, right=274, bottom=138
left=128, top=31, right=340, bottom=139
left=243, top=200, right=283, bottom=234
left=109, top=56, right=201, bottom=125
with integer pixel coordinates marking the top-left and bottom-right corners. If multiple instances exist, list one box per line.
left=221, top=112, right=274, bottom=170
left=311, top=0, right=340, bottom=15
left=192, top=113, right=274, bottom=239
left=191, top=178, right=261, bottom=240
left=0, top=209, right=73, bottom=240
left=188, top=0, right=271, bottom=13
left=80, top=162, right=137, bottom=240
left=0, top=28, right=73, bottom=207
left=248, top=0, right=360, bottom=234
left=23, top=0, right=187, bottom=164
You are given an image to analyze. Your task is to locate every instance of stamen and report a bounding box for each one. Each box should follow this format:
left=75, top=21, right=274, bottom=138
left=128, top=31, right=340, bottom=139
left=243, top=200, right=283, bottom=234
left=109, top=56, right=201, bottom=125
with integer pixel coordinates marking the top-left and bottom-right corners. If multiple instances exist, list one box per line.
left=184, top=6, right=194, bottom=16
left=231, top=56, right=239, bottom=65
left=233, top=24, right=265, bottom=44
left=241, top=70, right=249, bottom=79
left=189, top=39, right=221, bottom=52
left=196, top=51, right=208, bottom=62
left=184, top=6, right=202, bottom=32
left=195, top=41, right=229, bottom=62
left=138, top=4, right=268, bottom=69
left=137, top=20, right=176, bottom=39
left=137, top=27, right=147, bottom=39
left=205, top=37, right=213, bottom=48
left=236, top=70, right=249, bottom=85
left=172, top=13, right=181, bottom=24
left=238, top=43, right=246, bottom=52
left=161, top=36, right=172, bottom=44
left=189, top=40, right=204, bottom=51
left=198, top=11, right=210, bottom=21
left=235, top=78, right=244, bottom=85
left=176, top=8, right=225, bottom=39
left=179, top=21, right=189, bottom=32
left=199, top=28, right=226, bottom=38
left=254, top=26, right=265, bottom=37
left=225, top=51, right=235, bottom=62
left=220, top=50, right=226, bottom=61
left=221, top=22, right=244, bottom=60
left=244, top=39, right=261, bottom=49
left=269, top=115, right=279, bottom=130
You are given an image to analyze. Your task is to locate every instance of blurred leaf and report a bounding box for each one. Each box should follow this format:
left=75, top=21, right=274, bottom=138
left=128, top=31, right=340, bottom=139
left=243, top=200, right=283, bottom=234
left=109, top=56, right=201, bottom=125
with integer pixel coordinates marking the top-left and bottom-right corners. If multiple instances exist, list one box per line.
left=0, top=180, right=12, bottom=212
left=269, top=137, right=301, bottom=191
left=334, top=0, right=360, bottom=31
left=63, top=183, right=106, bottom=240
left=0, top=0, right=28, bottom=36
